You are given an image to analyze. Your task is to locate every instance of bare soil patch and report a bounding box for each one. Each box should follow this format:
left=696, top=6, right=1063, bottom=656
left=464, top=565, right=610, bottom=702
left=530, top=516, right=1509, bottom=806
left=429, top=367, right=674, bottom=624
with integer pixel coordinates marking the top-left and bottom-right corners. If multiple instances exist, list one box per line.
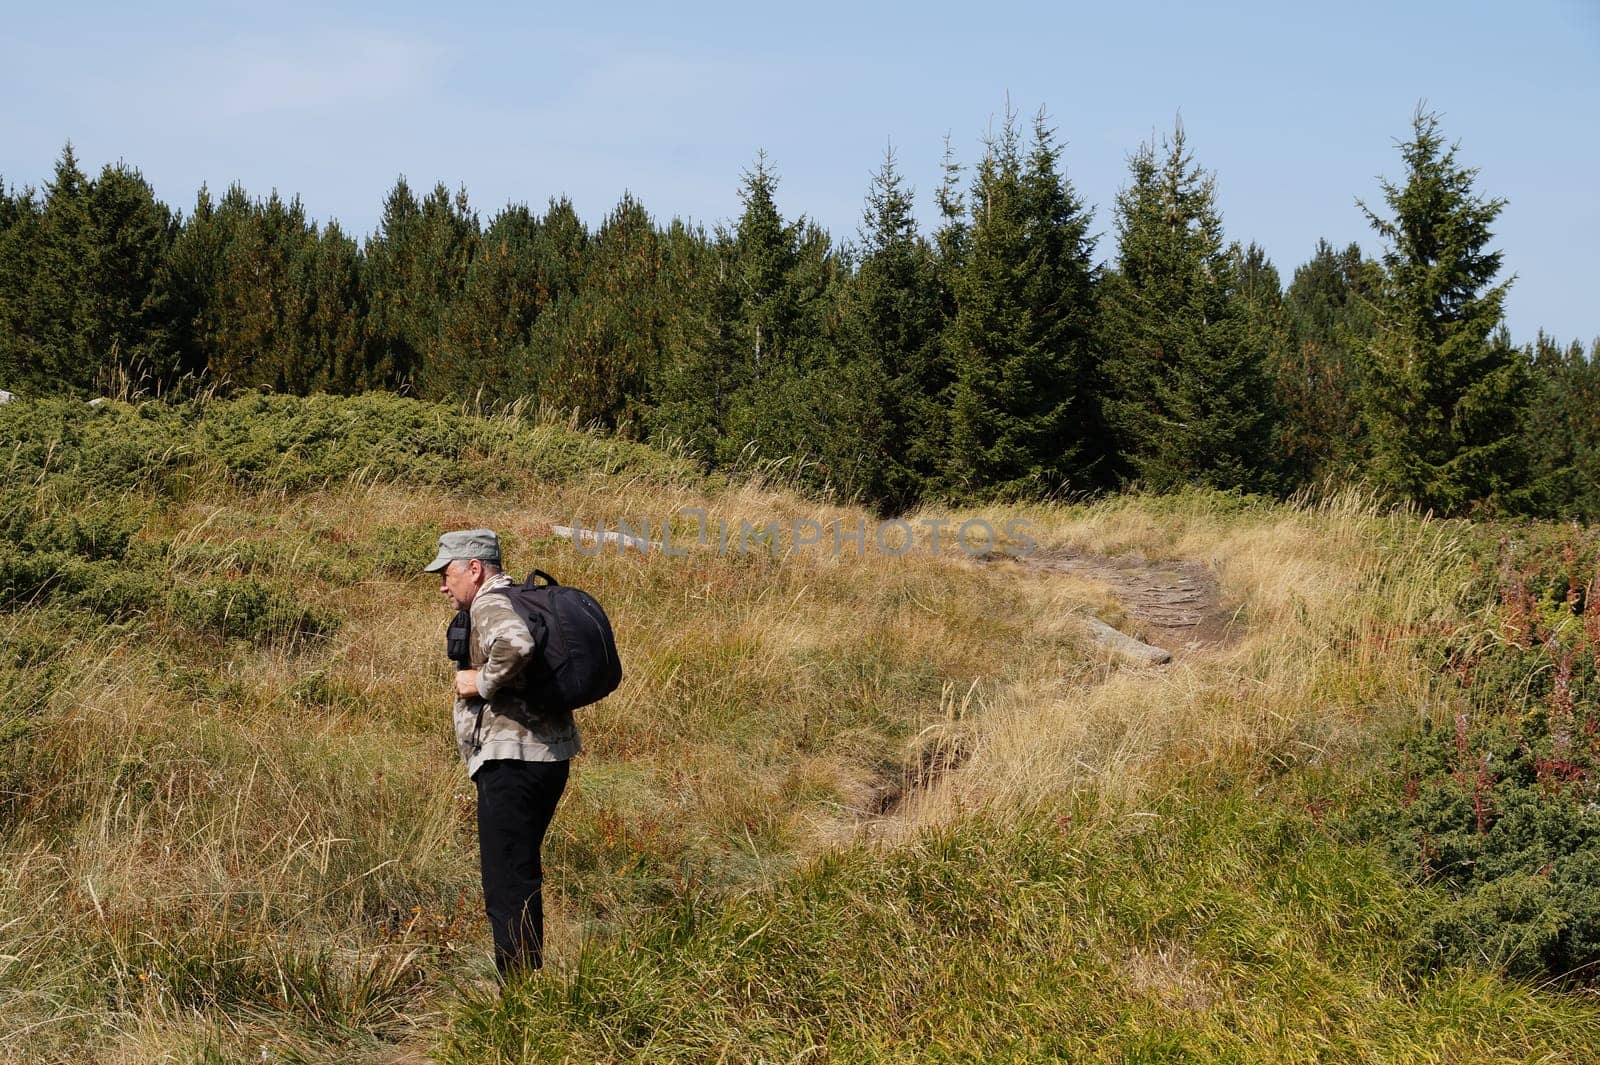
left=1018, top=548, right=1240, bottom=659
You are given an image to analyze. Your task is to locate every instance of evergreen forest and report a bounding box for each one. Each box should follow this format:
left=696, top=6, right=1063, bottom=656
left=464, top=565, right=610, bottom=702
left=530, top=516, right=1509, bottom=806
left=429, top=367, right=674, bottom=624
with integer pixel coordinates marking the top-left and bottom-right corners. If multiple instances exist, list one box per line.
left=2, top=106, right=1594, bottom=519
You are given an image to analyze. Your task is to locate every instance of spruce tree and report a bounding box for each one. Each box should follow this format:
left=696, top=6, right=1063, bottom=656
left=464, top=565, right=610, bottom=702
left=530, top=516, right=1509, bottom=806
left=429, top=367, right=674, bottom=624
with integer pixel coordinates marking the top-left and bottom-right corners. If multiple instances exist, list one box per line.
left=834, top=147, right=945, bottom=510
left=21, top=145, right=92, bottom=393
left=0, top=179, right=42, bottom=392
left=920, top=136, right=967, bottom=496
left=1522, top=332, right=1600, bottom=518
left=536, top=194, right=664, bottom=429
left=716, top=154, right=840, bottom=474
left=366, top=180, right=479, bottom=395
left=729, top=213, right=843, bottom=483
left=1581, top=338, right=1600, bottom=517
left=3, top=148, right=175, bottom=394
left=81, top=162, right=178, bottom=388
left=648, top=219, right=734, bottom=463
left=730, top=152, right=800, bottom=395
left=943, top=108, right=1099, bottom=498
left=1358, top=107, right=1528, bottom=515
left=1229, top=242, right=1295, bottom=487
left=1277, top=240, right=1379, bottom=484
left=1098, top=120, right=1276, bottom=492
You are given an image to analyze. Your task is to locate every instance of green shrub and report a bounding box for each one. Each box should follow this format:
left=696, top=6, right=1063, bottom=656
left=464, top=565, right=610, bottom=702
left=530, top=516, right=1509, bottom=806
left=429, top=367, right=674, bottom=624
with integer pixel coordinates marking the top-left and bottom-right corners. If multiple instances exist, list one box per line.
left=0, top=486, right=166, bottom=624
left=370, top=524, right=440, bottom=577
left=0, top=397, right=193, bottom=493
left=168, top=580, right=339, bottom=645
left=1348, top=530, right=1600, bottom=985
left=0, top=392, right=699, bottom=498
left=68, top=564, right=168, bottom=621
left=170, top=536, right=362, bottom=584
left=192, top=392, right=474, bottom=489
left=0, top=495, right=140, bottom=561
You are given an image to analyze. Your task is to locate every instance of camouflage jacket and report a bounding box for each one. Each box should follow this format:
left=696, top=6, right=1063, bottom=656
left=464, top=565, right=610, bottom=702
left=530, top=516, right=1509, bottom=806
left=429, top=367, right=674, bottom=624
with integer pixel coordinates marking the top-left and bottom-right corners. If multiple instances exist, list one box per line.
left=454, top=571, right=582, bottom=777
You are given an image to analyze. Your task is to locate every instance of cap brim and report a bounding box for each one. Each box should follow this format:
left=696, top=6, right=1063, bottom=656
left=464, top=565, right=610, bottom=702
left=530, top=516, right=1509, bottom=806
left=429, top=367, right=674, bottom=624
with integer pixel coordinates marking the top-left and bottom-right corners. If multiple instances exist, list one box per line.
left=422, top=553, right=453, bottom=573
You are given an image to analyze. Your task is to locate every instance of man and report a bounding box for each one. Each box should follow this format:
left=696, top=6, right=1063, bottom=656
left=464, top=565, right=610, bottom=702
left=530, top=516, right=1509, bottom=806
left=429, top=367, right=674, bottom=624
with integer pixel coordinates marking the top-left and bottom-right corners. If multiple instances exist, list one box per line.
left=425, top=528, right=581, bottom=978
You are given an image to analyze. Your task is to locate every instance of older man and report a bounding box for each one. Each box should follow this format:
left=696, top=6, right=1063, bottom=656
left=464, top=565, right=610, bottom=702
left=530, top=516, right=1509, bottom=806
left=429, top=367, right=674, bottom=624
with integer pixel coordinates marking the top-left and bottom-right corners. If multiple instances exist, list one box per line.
left=425, top=528, right=581, bottom=978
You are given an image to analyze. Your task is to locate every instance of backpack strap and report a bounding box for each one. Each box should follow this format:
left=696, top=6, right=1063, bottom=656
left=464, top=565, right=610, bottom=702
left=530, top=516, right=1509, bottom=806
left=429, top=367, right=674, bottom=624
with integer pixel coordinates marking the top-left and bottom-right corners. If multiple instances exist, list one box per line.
left=467, top=577, right=522, bottom=752
left=527, top=569, right=559, bottom=587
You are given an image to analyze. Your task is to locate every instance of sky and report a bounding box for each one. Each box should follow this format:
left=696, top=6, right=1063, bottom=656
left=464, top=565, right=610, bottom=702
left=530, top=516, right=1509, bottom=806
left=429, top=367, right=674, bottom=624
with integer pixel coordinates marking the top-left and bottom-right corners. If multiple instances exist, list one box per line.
left=3, top=0, right=1597, bottom=343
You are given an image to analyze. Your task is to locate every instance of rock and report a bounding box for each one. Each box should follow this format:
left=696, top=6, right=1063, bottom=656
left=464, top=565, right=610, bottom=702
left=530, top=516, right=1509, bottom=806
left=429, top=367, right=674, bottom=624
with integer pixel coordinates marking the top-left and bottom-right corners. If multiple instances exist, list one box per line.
left=88, top=397, right=109, bottom=408
left=1080, top=616, right=1172, bottom=666
left=0, top=389, right=14, bottom=405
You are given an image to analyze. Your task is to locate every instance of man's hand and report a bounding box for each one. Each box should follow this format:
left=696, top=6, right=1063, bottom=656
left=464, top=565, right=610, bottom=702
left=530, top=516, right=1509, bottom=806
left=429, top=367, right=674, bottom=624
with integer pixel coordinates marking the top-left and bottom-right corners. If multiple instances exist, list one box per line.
left=455, top=669, right=481, bottom=698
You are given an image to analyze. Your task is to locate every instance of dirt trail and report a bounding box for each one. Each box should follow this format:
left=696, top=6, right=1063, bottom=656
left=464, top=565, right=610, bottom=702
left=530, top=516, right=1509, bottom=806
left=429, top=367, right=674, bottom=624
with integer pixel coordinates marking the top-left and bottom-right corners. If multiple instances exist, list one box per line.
left=863, top=548, right=1237, bottom=821
left=1019, top=548, right=1240, bottom=659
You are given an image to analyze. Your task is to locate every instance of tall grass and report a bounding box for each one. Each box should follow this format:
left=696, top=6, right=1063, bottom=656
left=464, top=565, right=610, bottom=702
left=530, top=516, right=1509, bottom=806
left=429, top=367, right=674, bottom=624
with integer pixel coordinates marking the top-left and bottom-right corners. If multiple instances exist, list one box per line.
left=1, top=394, right=1594, bottom=1062
left=445, top=796, right=1600, bottom=1064
left=2, top=396, right=1072, bottom=1060
left=903, top=488, right=1479, bottom=828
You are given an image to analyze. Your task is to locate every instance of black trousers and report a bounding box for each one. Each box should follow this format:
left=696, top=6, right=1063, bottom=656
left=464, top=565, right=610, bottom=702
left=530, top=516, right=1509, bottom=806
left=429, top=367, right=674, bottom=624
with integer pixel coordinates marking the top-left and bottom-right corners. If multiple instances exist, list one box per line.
left=474, top=758, right=570, bottom=977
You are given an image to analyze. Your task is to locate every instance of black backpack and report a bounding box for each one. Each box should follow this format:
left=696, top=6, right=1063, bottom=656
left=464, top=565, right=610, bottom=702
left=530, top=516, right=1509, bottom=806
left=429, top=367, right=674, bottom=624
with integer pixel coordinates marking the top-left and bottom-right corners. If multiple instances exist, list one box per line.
left=483, top=569, right=622, bottom=713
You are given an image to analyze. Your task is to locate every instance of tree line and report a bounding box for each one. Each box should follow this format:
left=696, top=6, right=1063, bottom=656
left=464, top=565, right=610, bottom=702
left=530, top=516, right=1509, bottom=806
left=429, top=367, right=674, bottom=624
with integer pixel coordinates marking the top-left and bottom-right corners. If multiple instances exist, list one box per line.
left=0, top=106, right=1594, bottom=518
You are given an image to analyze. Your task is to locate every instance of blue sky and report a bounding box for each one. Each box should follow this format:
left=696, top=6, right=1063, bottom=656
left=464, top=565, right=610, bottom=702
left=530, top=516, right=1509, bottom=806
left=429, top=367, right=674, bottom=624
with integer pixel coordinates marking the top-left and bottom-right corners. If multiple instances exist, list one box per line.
left=3, top=0, right=1596, bottom=343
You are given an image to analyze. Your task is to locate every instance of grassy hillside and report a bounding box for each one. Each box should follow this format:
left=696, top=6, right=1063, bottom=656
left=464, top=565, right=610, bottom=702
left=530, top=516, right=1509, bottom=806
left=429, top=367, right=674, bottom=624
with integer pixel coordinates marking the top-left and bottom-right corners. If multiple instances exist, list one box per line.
left=1, top=394, right=1596, bottom=1063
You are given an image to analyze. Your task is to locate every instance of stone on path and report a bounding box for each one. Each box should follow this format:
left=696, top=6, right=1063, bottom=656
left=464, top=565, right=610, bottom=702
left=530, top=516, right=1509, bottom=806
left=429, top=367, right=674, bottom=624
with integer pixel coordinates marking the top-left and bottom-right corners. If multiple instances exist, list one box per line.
left=1080, top=615, right=1172, bottom=666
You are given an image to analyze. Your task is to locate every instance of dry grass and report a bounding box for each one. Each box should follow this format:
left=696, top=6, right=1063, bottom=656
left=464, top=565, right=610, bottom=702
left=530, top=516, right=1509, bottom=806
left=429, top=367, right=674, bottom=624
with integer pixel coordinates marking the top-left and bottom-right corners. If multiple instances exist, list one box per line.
left=3, top=401, right=1592, bottom=1062
left=892, top=489, right=1476, bottom=836
left=2, top=453, right=1093, bottom=1061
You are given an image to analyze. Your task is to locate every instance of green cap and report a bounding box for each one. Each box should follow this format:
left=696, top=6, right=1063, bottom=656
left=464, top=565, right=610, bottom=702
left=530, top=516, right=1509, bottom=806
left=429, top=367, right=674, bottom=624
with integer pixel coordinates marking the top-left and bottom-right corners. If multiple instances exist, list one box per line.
left=424, top=528, right=502, bottom=573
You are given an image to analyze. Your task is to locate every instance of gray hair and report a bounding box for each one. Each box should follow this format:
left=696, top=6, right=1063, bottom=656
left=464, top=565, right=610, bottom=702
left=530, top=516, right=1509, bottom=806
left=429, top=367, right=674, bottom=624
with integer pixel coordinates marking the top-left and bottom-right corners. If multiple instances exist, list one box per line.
left=447, top=557, right=503, bottom=576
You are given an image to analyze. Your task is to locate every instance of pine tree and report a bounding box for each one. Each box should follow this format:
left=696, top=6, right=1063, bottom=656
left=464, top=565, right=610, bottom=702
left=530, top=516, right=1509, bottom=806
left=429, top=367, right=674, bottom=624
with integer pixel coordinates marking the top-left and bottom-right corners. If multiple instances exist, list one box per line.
left=1276, top=240, right=1379, bottom=484
left=1098, top=120, right=1276, bottom=492
left=943, top=108, right=1099, bottom=498
left=0, top=178, right=42, bottom=392
left=717, top=154, right=841, bottom=473
left=834, top=147, right=946, bottom=510
left=1522, top=332, right=1600, bottom=518
left=294, top=220, right=373, bottom=393
left=154, top=185, right=226, bottom=384
left=203, top=188, right=314, bottom=391
left=536, top=194, right=664, bottom=429
left=364, top=178, right=421, bottom=387
left=366, top=179, right=479, bottom=395
left=156, top=184, right=259, bottom=388
left=648, top=220, right=734, bottom=463
left=20, top=145, right=92, bottom=393
left=1358, top=107, right=1528, bottom=515
left=435, top=202, right=557, bottom=404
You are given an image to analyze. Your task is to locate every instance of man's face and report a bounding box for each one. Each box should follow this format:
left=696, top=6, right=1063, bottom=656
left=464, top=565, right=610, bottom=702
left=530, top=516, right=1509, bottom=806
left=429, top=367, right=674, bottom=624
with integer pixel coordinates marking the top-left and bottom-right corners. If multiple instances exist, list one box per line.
left=439, top=558, right=482, bottom=611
